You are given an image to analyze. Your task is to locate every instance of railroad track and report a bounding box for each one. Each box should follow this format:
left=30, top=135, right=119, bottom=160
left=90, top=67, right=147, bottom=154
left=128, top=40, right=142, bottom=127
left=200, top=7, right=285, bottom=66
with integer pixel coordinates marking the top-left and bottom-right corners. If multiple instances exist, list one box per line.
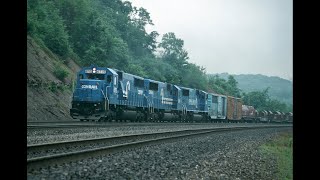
left=27, top=121, right=284, bottom=129
left=27, top=125, right=291, bottom=170
left=27, top=122, right=228, bottom=129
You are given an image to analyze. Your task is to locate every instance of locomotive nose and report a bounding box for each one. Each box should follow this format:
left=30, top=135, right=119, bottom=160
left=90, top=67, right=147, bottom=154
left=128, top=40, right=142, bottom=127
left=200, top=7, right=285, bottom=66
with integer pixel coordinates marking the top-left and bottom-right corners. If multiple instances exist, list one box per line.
left=73, top=80, right=104, bottom=102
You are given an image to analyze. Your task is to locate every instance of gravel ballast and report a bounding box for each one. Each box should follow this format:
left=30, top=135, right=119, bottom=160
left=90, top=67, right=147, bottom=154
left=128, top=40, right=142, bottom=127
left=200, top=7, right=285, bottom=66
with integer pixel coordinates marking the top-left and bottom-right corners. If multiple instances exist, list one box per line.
left=27, top=123, right=286, bottom=145
left=27, top=127, right=291, bottom=179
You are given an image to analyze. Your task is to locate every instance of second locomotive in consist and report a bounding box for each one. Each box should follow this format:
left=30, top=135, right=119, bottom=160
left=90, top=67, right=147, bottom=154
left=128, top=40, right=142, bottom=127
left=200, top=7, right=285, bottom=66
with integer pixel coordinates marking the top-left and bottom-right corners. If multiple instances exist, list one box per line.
left=70, top=65, right=292, bottom=123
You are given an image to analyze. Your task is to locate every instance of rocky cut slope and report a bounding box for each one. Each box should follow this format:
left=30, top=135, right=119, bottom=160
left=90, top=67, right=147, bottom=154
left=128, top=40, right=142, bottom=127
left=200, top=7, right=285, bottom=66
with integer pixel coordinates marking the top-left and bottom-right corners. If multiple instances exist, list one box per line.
left=27, top=36, right=80, bottom=121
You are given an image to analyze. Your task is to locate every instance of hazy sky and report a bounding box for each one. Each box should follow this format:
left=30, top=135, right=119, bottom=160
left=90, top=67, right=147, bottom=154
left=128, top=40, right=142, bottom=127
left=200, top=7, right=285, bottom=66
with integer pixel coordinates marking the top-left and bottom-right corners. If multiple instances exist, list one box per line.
left=128, top=0, right=293, bottom=81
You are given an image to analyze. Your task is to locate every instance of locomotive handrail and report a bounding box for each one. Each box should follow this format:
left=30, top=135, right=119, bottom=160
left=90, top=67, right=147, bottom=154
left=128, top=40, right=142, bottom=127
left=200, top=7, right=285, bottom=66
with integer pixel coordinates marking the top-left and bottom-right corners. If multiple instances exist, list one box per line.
left=101, top=86, right=109, bottom=111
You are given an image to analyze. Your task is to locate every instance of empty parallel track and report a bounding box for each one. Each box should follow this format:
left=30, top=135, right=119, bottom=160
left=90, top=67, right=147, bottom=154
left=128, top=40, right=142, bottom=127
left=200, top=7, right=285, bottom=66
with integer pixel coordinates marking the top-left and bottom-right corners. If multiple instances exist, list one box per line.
left=27, top=125, right=291, bottom=170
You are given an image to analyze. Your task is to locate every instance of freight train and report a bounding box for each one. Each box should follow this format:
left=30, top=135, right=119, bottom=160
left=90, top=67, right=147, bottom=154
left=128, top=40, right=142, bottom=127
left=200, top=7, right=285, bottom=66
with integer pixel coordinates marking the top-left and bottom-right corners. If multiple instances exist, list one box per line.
left=70, top=65, right=292, bottom=123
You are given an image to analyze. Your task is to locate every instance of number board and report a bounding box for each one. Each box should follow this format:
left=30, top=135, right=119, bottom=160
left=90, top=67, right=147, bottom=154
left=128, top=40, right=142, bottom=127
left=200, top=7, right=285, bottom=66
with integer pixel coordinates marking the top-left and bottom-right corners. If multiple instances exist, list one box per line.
left=85, top=69, right=107, bottom=74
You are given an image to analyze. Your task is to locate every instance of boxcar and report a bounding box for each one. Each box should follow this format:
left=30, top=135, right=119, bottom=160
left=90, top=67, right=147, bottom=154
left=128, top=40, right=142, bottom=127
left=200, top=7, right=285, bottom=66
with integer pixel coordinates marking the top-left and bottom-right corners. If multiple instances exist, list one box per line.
left=207, top=93, right=227, bottom=122
left=226, top=96, right=242, bottom=122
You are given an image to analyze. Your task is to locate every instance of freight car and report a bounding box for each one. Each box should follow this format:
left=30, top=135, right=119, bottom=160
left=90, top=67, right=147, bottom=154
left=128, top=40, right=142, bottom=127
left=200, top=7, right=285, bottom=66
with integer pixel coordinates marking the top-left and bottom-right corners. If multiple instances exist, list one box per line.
left=255, top=110, right=292, bottom=123
left=284, top=112, right=293, bottom=123
left=226, top=96, right=242, bottom=122
left=207, top=93, right=227, bottom=122
left=271, top=111, right=284, bottom=123
left=241, top=105, right=258, bottom=123
left=256, top=110, right=269, bottom=123
left=70, top=65, right=292, bottom=123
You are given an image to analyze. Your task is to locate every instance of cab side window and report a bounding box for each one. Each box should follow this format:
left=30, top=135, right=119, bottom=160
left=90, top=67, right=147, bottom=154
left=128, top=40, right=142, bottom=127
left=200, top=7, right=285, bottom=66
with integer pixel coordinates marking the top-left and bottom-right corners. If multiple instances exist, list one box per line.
left=107, top=75, right=112, bottom=83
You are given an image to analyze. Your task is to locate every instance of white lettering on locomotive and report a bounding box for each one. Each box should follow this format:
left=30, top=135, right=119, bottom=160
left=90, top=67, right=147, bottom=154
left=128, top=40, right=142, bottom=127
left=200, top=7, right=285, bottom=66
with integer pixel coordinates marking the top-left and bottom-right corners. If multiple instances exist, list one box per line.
left=161, top=97, right=173, bottom=105
left=189, top=98, right=197, bottom=106
left=85, top=69, right=106, bottom=74
left=81, top=85, right=98, bottom=89
left=96, top=70, right=106, bottom=74
left=138, top=90, right=144, bottom=95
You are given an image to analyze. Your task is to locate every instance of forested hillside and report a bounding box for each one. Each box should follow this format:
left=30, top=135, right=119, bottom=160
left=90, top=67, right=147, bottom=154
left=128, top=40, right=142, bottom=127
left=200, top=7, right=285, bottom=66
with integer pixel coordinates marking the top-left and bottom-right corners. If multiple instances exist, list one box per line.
left=212, top=73, right=293, bottom=105
left=27, top=0, right=209, bottom=91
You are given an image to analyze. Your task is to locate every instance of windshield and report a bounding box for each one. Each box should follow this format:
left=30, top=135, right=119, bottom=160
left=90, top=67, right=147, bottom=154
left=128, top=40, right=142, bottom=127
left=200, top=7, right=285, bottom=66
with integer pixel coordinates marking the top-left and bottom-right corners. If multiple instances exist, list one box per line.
left=85, top=73, right=105, bottom=80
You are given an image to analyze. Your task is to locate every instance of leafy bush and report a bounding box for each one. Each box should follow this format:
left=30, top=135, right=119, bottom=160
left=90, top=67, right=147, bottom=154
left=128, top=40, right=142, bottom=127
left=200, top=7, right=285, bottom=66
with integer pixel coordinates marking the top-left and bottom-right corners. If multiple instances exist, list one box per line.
left=53, top=65, right=69, bottom=81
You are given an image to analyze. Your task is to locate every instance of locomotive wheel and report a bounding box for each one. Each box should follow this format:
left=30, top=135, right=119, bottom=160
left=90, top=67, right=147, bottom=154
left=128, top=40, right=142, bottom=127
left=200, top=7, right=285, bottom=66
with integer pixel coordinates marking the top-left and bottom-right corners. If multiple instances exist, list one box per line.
left=180, top=115, right=186, bottom=122
left=144, top=111, right=153, bottom=122
left=154, top=113, right=159, bottom=122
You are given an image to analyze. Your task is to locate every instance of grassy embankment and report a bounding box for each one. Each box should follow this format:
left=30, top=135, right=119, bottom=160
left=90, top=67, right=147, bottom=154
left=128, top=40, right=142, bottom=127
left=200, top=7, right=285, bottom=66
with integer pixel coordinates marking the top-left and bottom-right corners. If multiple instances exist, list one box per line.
left=260, top=132, right=293, bottom=180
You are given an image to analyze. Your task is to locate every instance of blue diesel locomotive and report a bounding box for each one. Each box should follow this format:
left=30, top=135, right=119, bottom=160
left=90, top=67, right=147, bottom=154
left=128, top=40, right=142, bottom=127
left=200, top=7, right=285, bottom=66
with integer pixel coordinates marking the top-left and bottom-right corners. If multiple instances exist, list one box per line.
left=70, top=65, right=228, bottom=122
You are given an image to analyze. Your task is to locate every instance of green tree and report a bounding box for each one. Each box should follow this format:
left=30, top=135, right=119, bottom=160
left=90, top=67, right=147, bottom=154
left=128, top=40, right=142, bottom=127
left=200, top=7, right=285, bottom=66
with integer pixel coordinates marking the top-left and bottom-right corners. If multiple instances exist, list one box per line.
left=207, top=75, right=227, bottom=94
left=158, top=32, right=189, bottom=67
left=180, top=63, right=207, bottom=90
left=27, top=0, right=71, bottom=58
left=227, top=75, right=241, bottom=97
left=242, top=88, right=270, bottom=110
left=206, top=75, right=242, bottom=97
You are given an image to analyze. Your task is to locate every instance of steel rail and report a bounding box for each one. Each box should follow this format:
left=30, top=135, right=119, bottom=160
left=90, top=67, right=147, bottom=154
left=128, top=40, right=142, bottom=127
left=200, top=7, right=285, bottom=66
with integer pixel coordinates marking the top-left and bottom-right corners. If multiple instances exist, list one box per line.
left=27, top=122, right=286, bottom=129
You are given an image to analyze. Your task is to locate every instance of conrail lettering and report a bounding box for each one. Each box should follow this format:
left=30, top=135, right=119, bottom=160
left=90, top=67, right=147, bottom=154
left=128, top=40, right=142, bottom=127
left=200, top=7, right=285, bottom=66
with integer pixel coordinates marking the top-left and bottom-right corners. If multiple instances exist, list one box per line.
left=81, top=85, right=98, bottom=89
left=162, top=97, right=173, bottom=105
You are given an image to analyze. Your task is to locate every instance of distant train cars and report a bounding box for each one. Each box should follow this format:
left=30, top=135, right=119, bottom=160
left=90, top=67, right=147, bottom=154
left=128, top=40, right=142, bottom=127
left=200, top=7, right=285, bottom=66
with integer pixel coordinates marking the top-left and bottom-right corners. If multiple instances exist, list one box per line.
left=241, top=105, right=257, bottom=122
left=285, top=112, right=293, bottom=123
left=70, top=65, right=292, bottom=123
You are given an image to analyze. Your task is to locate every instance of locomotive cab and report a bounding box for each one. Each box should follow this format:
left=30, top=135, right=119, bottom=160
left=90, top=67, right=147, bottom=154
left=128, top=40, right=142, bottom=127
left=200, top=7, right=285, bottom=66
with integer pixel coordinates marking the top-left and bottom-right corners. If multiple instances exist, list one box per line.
left=70, top=66, right=118, bottom=120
